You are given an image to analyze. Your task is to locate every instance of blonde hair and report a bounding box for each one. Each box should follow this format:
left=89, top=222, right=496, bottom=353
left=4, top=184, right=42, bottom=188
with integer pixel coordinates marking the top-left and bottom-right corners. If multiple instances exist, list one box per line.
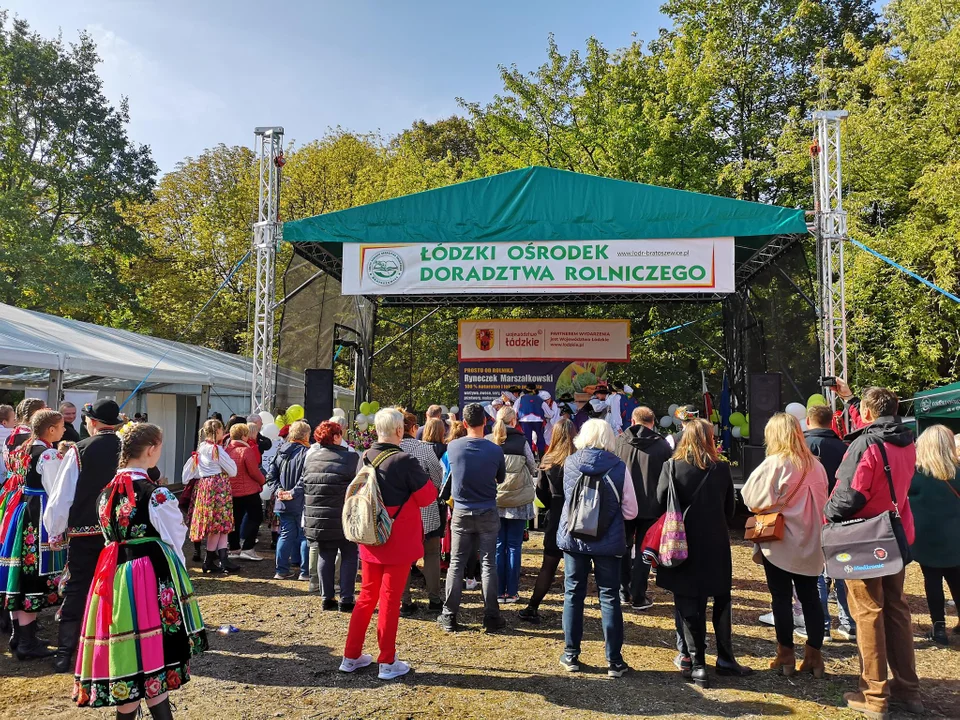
left=16, top=398, right=46, bottom=425
left=444, top=420, right=467, bottom=444
left=542, top=418, right=577, bottom=468
left=491, top=406, right=516, bottom=446
left=673, top=418, right=720, bottom=470
left=120, top=423, right=163, bottom=468
left=916, top=424, right=959, bottom=482
left=200, top=419, right=223, bottom=443
left=374, top=407, right=404, bottom=440
left=288, top=420, right=311, bottom=443
left=764, top=412, right=815, bottom=475
left=229, top=423, right=249, bottom=442
left=574, top=418, right=615, bottom=453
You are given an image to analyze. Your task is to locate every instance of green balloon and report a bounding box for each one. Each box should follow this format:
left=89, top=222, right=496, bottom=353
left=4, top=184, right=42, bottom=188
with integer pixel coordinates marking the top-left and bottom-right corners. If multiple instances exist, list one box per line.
left=729, top=412, right=746, bottom=427
left=359, top=402, right=372, bottom=415
left=741, top=424, right=750, bottom=439
left=807, top=394, right=828, bottom=409
left=710, top=409, right=720, bottom=423
left=369, top=401, right=380, bottom=413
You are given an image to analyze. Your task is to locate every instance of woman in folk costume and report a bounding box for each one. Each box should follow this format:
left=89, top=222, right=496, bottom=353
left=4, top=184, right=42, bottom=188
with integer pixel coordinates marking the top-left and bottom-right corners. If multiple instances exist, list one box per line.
left=182, top=419, right=238, bottom=574
left=540, top=391, right=560, bottom=451
left=74, top=423, right=206, bottom=719
left=0, top=409, right=66, bottom=659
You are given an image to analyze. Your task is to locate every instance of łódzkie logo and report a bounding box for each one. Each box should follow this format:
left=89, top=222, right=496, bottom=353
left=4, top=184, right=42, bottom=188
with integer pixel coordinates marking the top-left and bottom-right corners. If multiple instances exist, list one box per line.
left=367, top=251, right=404, bottom=286
left=476, top=328, right=494, bottom=351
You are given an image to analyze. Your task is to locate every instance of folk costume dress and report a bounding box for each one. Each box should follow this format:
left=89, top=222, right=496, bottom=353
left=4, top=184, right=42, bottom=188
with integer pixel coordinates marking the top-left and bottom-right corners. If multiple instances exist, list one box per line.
left=73, top=468, right=207, bottom=709
left=183, top=441, right=237, bottom=542
left=0, top=440, right=65, bottom=612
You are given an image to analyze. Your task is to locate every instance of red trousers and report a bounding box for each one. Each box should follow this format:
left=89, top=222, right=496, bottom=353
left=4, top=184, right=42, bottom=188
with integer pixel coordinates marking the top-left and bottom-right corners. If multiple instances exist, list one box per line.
left=344, top=561, right=411, bottom=664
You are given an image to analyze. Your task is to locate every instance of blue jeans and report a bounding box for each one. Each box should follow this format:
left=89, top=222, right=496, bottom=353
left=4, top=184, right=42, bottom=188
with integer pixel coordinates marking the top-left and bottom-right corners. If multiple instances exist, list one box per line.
left=562, top=551, right=624, bottom=664
left=818, top=574, right=855, bottom=632
left=497, top=518, right=526, bottom=596
left=276, top=512, right=308, bottom=576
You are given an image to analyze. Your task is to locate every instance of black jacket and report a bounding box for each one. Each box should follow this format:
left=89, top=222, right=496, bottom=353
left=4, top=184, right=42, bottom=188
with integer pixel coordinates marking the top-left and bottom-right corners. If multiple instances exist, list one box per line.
left=803, top=427, right=847, bottom=492
left=61, top=424, right=81, bottom=444
left=615, top=424, right=673, bottom=519
left=302, top=443, right=359, bottom=545
left=257, top=434, right=273, bottom=456
left=536, top=462, right=566, bottom=556
left=655, top=459, right=734, bottom=598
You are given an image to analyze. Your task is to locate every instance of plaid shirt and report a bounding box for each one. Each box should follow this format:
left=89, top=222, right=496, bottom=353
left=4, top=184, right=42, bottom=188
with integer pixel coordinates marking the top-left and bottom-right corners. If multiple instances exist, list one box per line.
left=400, top=437, right=443, bottom=534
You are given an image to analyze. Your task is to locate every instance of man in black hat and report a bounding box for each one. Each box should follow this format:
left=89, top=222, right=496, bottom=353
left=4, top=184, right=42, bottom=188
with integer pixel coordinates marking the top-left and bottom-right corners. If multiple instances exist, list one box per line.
left=43, top=398, right=123, bottom=672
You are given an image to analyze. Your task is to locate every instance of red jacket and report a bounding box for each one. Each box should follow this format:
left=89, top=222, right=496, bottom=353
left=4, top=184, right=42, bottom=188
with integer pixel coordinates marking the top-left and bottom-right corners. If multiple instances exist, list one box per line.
left=358, top=443, right=438, bottom=566
left=824, top=416, right=916, bottom=543
left=227, top=440, right=266, bottom=498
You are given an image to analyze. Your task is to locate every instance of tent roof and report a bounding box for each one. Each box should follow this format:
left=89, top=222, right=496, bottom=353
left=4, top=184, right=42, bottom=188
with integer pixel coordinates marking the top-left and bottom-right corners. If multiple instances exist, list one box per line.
left=0, top=303, right=292, bottom=394
left=284, top=165, right=807, bottom=250
left=914, top=381, right=960, bottom=420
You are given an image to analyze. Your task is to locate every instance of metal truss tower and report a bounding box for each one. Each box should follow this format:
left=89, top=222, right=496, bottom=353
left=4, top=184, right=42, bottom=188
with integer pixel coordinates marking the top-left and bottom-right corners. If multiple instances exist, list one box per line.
left=251, top=126, right=284, bottom=413
left=811, top=110, right=849, bottom=407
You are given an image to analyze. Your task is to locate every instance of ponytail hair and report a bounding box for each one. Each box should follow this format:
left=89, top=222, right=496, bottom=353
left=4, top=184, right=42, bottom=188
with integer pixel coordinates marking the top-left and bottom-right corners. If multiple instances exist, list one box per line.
left=120, top=423, right=163, bottom=468
left=492, top=406, right=516, bottom=446
left=27, top=409, right=63, bottom=449
left=199, top=419, right=223, bottom=444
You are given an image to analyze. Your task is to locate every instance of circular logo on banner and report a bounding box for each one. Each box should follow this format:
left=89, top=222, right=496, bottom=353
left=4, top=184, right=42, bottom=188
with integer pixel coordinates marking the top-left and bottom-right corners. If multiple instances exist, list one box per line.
left=874, top=547, right=888, bottom=561
left=836, top=553, right=851, bottom=562
left=366, top=250, right=404, bottom=286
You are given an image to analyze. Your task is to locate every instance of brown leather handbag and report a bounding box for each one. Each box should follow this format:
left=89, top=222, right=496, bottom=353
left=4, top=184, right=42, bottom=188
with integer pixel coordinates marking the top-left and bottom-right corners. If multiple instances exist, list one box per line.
left=744, top=472, right=807, bottom=543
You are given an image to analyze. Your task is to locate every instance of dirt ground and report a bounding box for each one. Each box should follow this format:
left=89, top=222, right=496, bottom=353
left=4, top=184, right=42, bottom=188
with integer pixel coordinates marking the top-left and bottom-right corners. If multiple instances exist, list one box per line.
left=1, top=529, right=958, bottom=720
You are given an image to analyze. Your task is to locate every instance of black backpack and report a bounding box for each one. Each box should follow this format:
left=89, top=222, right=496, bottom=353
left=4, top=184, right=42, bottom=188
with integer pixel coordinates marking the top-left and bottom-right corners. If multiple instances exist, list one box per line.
left=566, top=472, right=621, bottom=541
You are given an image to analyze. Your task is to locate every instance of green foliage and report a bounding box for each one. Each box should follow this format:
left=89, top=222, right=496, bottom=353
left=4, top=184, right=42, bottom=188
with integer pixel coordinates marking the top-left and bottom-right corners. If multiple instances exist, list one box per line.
left=0, top=14, right=156, bottom=322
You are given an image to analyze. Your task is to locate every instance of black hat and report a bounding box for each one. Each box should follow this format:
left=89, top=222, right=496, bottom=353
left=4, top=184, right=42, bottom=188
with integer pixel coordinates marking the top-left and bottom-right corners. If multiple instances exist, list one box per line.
left=611, top=380, right=625, bottom=391
left=524, top=383, right=538, bottom=393
left=593, top=384, right=609, bottom=396
left=557, top=393, right=575, bottom=403
left=507, top=386, right=522, bottom=395
left=82, top=399, right=122, bottom=426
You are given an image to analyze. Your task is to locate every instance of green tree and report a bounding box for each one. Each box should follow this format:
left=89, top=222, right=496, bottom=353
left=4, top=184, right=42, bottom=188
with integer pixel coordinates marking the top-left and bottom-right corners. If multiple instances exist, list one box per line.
left=0, top=15, right=156, bottom=322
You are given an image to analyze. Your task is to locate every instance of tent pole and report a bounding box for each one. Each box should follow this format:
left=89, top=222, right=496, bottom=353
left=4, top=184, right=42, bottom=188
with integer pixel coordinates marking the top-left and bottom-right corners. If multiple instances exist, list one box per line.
left=200, top=385, right=211, bottom=421
left=48, top=370, right=64, bottom=410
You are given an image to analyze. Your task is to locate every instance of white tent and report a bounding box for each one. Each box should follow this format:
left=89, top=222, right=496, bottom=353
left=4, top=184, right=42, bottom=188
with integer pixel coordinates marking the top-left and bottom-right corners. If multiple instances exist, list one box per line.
left=0, top=303, right=353, bottom=479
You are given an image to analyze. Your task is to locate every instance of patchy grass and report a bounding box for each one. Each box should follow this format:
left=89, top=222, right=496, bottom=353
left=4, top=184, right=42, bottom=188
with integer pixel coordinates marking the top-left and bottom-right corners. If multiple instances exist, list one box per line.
left=1, top=531, right=957, bottom=719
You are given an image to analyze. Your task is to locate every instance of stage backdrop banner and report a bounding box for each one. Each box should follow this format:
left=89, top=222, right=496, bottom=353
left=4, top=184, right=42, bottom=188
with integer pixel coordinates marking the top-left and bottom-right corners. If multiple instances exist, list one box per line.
left=460, top=361, right=569, bottom=407
left=342, top=237, right=735, bottom=295
left=458, top=319, right=630, bottom=362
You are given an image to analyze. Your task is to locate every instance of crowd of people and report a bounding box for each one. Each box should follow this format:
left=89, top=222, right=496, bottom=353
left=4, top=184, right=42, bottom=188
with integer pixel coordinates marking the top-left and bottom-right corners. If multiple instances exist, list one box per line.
left=1, top=374, right=959, bottom=720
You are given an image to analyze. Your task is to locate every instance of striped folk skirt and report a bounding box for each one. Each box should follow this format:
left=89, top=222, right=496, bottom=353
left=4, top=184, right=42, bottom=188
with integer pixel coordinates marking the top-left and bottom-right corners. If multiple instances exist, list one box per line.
left=73, top=538, right=207, bottom=708
left=0, top=486, right=64, bottom=612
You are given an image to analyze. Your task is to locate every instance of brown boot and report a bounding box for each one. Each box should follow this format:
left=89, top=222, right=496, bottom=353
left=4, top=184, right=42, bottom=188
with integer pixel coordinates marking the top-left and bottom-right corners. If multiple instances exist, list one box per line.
left=798, top=644, right=825, bottom=678
left=844, top=691, right=889, bottom=720
left=768, top=643, right=795, bottom=676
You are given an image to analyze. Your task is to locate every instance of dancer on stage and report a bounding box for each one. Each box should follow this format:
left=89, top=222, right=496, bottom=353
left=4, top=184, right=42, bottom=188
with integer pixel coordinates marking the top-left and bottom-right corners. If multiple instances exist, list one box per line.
left=44, top=399, right=124, bottom=672
left=515, top=383, right=547, bottom=456
left=73, top=423, right=207, bottom=718
left=0, top=409, right=66, bottom=660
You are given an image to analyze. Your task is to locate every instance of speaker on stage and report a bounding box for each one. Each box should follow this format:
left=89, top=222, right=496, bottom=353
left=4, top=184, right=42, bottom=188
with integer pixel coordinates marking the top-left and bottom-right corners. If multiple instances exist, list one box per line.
left=741, top=444, right=767, bottom=483
left=304, top=368, right=334, bottom=429
left=749, top=372, right=782, bottom=442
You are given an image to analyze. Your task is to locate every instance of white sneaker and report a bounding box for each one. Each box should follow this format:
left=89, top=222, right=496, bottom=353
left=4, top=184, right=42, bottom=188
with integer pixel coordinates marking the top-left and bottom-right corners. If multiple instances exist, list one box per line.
left=239, top=549, right=263, bottom=562
left=339, top=654, right=373, bottom=673
left=758, top=611, right=775, bottom=626
left=378, top=658, right=411, bottom=680
left=465, top=579, right=479, bottom=591
left=228, top=550, right=241, bottom=558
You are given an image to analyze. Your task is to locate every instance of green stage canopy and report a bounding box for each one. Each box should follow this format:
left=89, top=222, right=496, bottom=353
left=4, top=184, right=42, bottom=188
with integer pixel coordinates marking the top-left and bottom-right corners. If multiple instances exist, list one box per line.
left=914, top=381, right=960, bottom=430
left=283, top=166, right=808, bottom=267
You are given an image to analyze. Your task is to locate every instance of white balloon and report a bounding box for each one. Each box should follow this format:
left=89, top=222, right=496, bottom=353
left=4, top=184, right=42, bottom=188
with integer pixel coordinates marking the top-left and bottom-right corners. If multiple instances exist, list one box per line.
left=258, top=410, right=275, bottom=426
left=668, top=404, right=679, bottom=417
left=799, top=418, right=808, bottom=431
left=440, top=405, right=449, bottom=415
left=356, top=420, right=369, bottom=431
left=732, top=425, right=742, bottom=439
left=332, top=408, right=346, bottom=418
left=785, top=402, right=807, bottom=420
left=660, top=415, right=673, bottom=428
left=449, top=405, right=460, bottom=415
left=355, top=413, right=367, bottom=425
left=673, top=416, right=683, bottom=428
left=261, top=422, right=280, bottom=441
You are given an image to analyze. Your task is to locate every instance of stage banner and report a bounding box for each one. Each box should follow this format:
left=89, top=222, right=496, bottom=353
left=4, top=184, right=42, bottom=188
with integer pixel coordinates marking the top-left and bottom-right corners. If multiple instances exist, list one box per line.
left=458, top=319, right=629, bottom=362
left=342, top=237, right=735, bottom=295
left=459, top=361, right=568, bottom=407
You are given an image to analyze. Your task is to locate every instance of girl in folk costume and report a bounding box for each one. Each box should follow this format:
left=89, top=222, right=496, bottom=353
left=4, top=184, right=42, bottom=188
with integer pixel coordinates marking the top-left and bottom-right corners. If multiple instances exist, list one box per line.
left=0, top=409, right=66, bottom=659
left=182, top=419, right=238, bottom=574
left=540, top=391, right=560, bottom=451
left=74, top=424, right=206, bottom=719
left=3, top=398, right=46, bottom=486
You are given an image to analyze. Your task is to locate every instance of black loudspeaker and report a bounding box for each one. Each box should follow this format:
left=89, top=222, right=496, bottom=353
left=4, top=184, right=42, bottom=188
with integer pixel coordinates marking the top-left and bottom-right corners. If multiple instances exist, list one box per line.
left=749, top=372, right=782, bottom=442
left=304, top=369, right=335, bottom=429
left=742, top=444, right=767, bottom=482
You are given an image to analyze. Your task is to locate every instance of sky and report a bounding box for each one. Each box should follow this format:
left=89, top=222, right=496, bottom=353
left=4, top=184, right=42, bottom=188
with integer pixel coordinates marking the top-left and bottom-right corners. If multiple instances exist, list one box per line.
left=5, top=0, right=669, bottom=174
